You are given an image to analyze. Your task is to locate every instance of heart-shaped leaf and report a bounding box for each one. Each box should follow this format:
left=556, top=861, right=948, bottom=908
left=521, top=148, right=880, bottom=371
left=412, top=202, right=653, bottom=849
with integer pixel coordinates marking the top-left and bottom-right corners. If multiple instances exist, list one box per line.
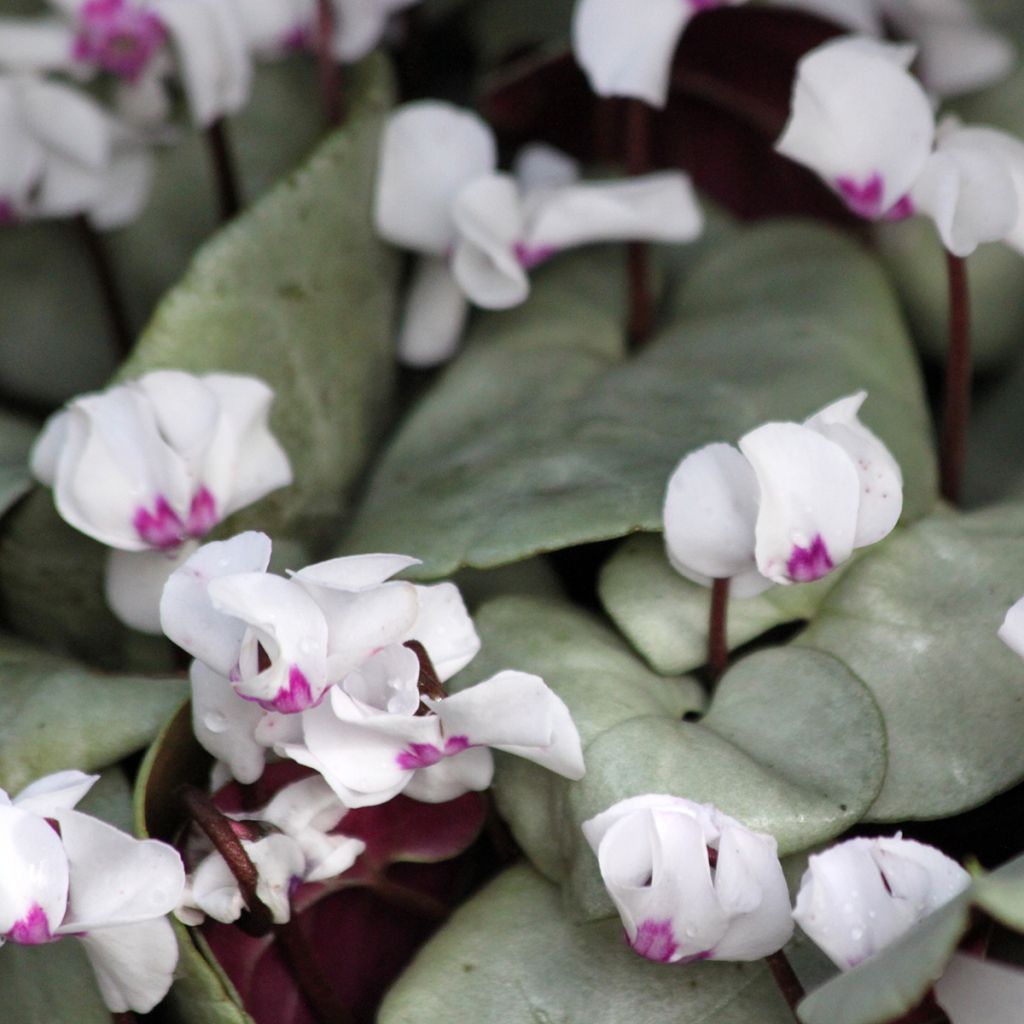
left=797, top=504, right=1024, bottom=821
left=455, top=595, right=886, bottom=919
left=379, top=863, right=801, bottom=1024
left=341, top=221, right=936, bottom=580
left=0, top=55, right=398, bottom=665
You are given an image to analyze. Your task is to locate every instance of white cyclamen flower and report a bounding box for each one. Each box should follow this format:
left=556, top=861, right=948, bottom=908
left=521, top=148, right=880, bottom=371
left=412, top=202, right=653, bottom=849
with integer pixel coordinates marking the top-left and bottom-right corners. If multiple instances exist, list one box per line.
left=162, top=532, right=479, bottom=739
left=0, top=771, right=184, bottom=1014
left=31, top=371, right=292, bottom=633
left=663, top=391, right=902, bottom=592
left=933, top=953, right=1024, bottom=1024
left=793, top=835, right=970, bottom=969
left=582, top=795, right=793, bottom=963
left=375, top=101, right=703, bottom=366
left=0, top=73, right=153, bottom=227
left=572, top=0, right=747, bottom=108
left=281, top=643, right=585, bottom=807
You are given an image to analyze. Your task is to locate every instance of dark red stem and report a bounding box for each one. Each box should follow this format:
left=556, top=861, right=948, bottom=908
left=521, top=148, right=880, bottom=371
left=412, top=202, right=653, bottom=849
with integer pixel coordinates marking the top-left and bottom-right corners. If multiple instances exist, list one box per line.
left=625, top=98, right=653, bottom=349
left=76, top=215, right=133, bottom=360
left=887, top=991, right=952, bottom=1024
left=110, top=1013, right=137, bottom=1024
left=708, top=577, right=730, bottom=684
left=206, top=119, right=241, bottom=223
left=940, top=252, right=970, bottom=505
left=765, top=949, right=804, bottom=1021
left=405, top=639, right=447, bottom=704
left=316, top=0, right=342, bottom=126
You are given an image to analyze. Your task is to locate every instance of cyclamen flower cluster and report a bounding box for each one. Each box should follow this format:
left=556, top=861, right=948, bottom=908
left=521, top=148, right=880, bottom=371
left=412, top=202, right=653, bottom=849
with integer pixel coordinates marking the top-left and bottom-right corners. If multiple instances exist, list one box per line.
left=31, top=369, right=292, bottom=633
left=663, top=391, right=902, bottom=594
left=777, top=36, right=1024, bottom=258
left=375, top=101, right=704, bottom=365
left=160, top=532, right=586, bottom=806
left=0, top=770, right=184, bottom=1013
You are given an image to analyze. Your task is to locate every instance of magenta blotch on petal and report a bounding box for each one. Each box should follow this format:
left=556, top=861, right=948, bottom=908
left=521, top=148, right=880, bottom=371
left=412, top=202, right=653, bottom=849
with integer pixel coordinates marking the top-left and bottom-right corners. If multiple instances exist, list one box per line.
left=8, top=903, right=54, bottom=945
left=513, top=242, right=559, bottom=269
left=396, top=743, right=445, bottom=771
left=186, top=486, right=218, bottom=537
left=132, top=496, right=186, bottom=551
left=786, top=535, right=834, bottom=582
left=254, top=666, right=316, bottom=714
left=836, top=173, right=887, bottom=219
left=444, top=735, right=470, bottom=756
left=73, top=0, right=167, bottom=82
left=630, top=919, right=679, bottom=963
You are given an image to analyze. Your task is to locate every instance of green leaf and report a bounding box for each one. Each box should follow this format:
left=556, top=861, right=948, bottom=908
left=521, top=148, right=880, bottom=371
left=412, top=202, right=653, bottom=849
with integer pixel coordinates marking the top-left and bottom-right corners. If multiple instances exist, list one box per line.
left=599, top=533, right=849, bottom=675
left=379, top=863, right=798, bottom=1024
left=964, top=347, right=1024, bottom=506
left=0, top=637, right=187, bottom=795
left=77, top=766, right=134, bottom=833
left=457, top=595, right=886, bottom=920
left=797, top=853, right=1024, bottom=1024
left=0, top=55, right=398, bottom=663
left=341, top=221, right=935, bottom=580
left=797, top=505, right=1024, bottom=821
left=0, top=939, right=111, bottom=1024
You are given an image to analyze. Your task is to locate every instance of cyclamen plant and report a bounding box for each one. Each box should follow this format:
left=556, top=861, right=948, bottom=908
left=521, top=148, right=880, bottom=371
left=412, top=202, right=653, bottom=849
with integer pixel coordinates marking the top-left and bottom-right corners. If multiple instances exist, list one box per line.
left=4, top=2, right=1024, bottom=1023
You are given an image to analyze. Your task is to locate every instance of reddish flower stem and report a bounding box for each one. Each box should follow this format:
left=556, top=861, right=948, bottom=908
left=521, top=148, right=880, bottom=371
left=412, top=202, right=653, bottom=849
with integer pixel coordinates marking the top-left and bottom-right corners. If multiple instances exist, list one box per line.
left=76, top=215, right=133, bottom=360
left=940, top=252, right=971, bottom=505
left=405, top=639, right=447, bottom=703
left=110, top=1013, right=137, bottom=1024
left=206, top=119, right=241, bottom=223
left=625, top=98, right=653, bottom=349
left=888, top=991, right=952, bottom=1024
left=765, top=949, right=804, bottom=1021
left=316, top=0, right=342, bottom=126
left=707, top=577, right=730, bottom=684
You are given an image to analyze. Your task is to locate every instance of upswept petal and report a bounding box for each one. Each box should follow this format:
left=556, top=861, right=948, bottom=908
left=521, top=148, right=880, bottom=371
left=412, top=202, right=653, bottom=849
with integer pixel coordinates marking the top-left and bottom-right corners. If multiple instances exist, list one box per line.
left=190, top=660, right=270, bottom=785
left=107, top=543, right=197, bottom=634
left=523, top=172, right=704, bottom=252
left=662, top=442, right=769, bottom=595
left=339, top=644, right=421, bottom=716
left=935, top=953, right=1024, bottom=1024
left=13, top=770, right=98, bottom=816
left=739, top=422, right=860, bottom=585
left=19, top=76, right=111, bottom=175
left=332, top=0, right=420, bottom=62
left=451, top=173, right=529, bottom=309
left=0, top=804, right=68, bottom=942
left=54, top=809, right=185, bottom=930
left=208, top=572, right=330, bottom=712
left=294, top=552, right=421, bottom=591
left=396, top=256, right=470, bottom=367
left=776, top=37, right=934, bottom=220
left=0, top=18, right=78, bottom=74
left=152, top=0, right=252, bottom=127
left=513, top=143, right=579, bottom=192
left=88, top=136, right=155, bottom=230
left=428, top=670, right=584, bottom=779
left=572, top=0, right=691, bottom=108
left=804, top=391, right=903, bottom=547
left=77, top=918, right=179, bottom=1014
left=161, top=532, right=274, bottom=677
left=402, top=582, right=480, bottom=682
left=239, top=0, right=315, bottom=56
left=375, top=100, right=496, bottom=254
left=402, top=745, right=495, bottom=803
left=998, top=595, right=1024, bottom=660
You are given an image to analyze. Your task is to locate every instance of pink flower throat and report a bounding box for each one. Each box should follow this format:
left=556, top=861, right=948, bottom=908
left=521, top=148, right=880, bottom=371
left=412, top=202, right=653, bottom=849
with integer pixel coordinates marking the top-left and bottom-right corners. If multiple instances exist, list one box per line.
left=74, top=0, right=166, bottom=82
left=133, top=486, right=218, bottom=551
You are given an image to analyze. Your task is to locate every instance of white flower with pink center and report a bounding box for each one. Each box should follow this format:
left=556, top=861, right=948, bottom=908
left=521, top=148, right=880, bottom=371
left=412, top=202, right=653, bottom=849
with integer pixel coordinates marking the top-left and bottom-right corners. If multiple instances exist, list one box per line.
left=572, top=0, right=747, bottom=108
left=375, top=100, right=703, bottom=366
left=280, top=643, right=585, bottom=807
left=31, top=370, right=292, bottom=633
left=582, top=795, right=793, bottom=964
left=663, top=391, right=903, bottom=592
left=0, top=770, right=184, bottom=1014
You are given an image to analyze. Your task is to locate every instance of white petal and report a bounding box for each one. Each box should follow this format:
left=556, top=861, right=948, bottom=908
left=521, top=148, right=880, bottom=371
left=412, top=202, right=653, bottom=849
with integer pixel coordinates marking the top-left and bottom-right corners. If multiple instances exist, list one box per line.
left=0, top=804, right=68, bottom=942
left=451, top=173, right=529, bottom=309
left=332, top=0, right=419, bottom=62
left=14, top=771, right=98, bottom=815
left=0, top=19, right=78, bottom=74
left=340, top=644, right=421, bottom=716
left=803, top=391, right=903, bottom=548
left=27, top=409, right=69, bottom=487
left=374, top=101, right=496, bottom=255
left=153, top=0, right=252, bottom=127
left=54, top=809, right=185, bottom=930
left=190, top=660, right=270, bottom=785
left=87, top=138, right=155, bottom=230
left=402, top=746, right=494, bottom=802
left=294, top=552, right=420, bottom=591
left=583, top=794, right=720, bottom=854
left=77, top=918, right=179, bottom=1013
left=160, top=532, right=273, bottom=676
left=20, top=77, right=111, bottom=174
left=572, top=0, right=690, bottom=107
left=185, top=851, right=244, bottom=923
left=248, top=833, right=305, bottom=923
left=107, top=544, right=196, bottom=634
left=397, top=256, right=470, bottom=368
left=663, top=442, right=770, bottom=595
left=239, top=0, right=315, bottom=56
left=776, top=37, right=934, bottom=220
left=430, top=670, right=584, bottom=779
left=524, top=172, right=704, bottom=252
left=513, top=143, right=579, bottom=192
left=935, top=953, right=1024, bottom=1024
left=739, top=422, right=861, bottom=585
left=911, top=128, right=1019, bottom=257
left=404, top=582, right=480, bottom=682
left=998, top=595, right=1024, bottom=660
left=208, top=572, right=329, bottom=712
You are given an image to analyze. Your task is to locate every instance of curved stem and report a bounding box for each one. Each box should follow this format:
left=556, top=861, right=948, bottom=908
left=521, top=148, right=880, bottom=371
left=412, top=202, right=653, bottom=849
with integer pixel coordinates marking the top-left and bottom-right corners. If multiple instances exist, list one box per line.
left=316, top=0, right=342, bottom=126
left=206, top=120, right=241, bottom=223
left=940, top=252, right=971, bottom=505
left=765, top=949, right=804, bottom=1021
left=405, top=639, right=447, bottom=705
left=625, top=99, right=653, bottom=349
left=707, top=577, right=730, bottom=684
